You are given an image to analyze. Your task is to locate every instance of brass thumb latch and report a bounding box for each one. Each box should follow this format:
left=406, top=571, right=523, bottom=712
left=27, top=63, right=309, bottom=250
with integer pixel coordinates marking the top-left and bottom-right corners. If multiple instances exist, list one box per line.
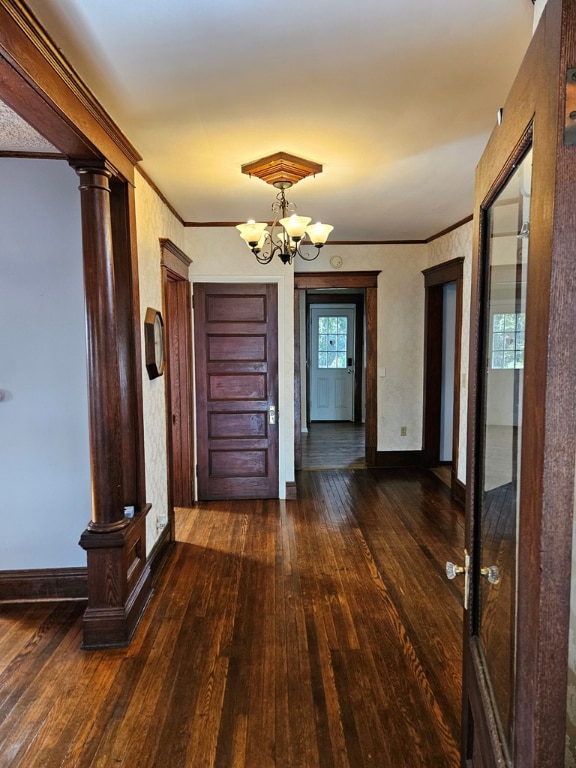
left=446, top=550, right=470, bottom=610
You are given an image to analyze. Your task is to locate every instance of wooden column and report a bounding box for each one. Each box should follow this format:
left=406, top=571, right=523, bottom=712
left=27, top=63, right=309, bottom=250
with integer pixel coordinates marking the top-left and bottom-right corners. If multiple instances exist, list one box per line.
left=73, top=162, right=151, bottom=648
left=75, top=163, right=127, bottom=532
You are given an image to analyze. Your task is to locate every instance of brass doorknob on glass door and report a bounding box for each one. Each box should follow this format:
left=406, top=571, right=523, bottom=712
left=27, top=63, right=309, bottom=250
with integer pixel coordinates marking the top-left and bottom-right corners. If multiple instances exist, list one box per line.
left=481, top=565, right=501, bottom=584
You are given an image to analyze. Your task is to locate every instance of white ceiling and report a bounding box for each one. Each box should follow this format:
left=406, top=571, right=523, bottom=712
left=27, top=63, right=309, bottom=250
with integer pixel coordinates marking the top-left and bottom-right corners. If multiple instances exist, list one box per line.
left=11, top=0, right=534, bottom=241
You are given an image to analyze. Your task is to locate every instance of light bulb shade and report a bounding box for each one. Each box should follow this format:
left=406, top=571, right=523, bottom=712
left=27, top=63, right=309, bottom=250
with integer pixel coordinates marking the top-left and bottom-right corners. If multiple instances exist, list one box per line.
left=236, top=221, right=268, bottom=246
left=280, top=214, right=311, bottom=239
left=305, top=222, right=334, bottom=246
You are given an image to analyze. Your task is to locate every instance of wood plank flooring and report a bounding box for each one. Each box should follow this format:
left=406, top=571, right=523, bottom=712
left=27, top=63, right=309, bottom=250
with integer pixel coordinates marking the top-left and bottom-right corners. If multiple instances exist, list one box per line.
left=301, top=423, right=366, bottom=469
left=0, top=468, right=465, bottom=767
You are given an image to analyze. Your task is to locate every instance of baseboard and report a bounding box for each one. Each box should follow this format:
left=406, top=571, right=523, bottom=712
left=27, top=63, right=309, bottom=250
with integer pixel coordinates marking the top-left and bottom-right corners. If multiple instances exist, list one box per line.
left=147, top=518, right=175, bottom=583
left=285, top=481, right=298, bottom=500
left=375, top=450, right=425, bottom=468
left=452, top=475, right=466, bottom=507
left=0, top=567, right=88, bottom=602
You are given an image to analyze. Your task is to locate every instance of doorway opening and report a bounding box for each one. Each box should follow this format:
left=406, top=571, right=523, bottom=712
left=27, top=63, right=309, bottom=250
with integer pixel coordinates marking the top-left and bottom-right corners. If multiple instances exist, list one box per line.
left=422, top=258, right=463, bottom=496
left=294, top=273, right=379, bottom=471
left=304, top=291, right=365, bottom=469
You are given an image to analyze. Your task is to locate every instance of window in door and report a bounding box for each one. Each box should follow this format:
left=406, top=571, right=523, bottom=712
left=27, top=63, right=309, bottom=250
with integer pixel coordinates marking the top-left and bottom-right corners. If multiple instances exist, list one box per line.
left=317, top=315, right=348, bottom=369
left=491, top=311, right=525, bottom=369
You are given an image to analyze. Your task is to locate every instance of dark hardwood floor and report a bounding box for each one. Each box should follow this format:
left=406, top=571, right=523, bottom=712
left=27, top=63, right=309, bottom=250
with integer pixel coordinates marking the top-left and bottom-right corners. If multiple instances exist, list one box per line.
left=302, top=422, right=366, bottom=469
left=0, top=468, right=464, bottom=767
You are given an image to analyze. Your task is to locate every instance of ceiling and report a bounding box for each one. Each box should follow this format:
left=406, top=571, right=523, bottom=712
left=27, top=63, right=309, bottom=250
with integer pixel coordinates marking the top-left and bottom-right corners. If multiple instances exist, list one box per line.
left=5, top=0, right=534, bottom=242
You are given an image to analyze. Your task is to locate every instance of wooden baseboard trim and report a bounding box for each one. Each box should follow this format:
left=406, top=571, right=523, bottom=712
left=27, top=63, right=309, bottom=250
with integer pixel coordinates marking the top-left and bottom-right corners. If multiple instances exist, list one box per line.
left=452, top=476, right=466, bottom=507
left=0, top=567, right=88, bottom=602
left=285, top=482, right=297, bottom=500
left=147, top=519, right=175, bottom=583
left=375, top=450, right=425, bottom=468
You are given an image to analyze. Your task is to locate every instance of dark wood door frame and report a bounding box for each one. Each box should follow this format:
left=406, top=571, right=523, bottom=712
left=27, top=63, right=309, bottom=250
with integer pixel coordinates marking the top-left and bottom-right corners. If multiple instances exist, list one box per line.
left=294, top=272, right=379, bottom=469
left=161, top=239, right=194, bottom=529
left=422, top=258, right=464, bottom=502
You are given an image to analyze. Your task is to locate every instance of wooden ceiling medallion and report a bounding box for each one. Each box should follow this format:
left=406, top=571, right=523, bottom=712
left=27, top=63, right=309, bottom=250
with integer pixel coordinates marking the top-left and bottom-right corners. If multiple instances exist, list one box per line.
left=241, top=152, right=323, bottom=188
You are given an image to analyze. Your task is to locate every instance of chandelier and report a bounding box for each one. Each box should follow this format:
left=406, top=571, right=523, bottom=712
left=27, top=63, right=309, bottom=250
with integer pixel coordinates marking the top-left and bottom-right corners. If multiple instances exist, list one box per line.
left=236, top=152, right=334, bottom=265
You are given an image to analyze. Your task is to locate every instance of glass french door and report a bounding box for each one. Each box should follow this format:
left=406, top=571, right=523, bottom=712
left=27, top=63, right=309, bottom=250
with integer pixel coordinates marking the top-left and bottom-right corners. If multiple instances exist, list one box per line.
left=461, top=2, right=576, bottom=766
left=472, top=144, right=531, bottom=763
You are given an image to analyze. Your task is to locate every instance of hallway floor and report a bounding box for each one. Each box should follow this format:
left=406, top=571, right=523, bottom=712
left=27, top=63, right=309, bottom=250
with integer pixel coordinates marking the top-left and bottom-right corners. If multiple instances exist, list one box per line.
left=301, top=422, right=366, bottom=469
left=0, top=469, right=464, bottom=767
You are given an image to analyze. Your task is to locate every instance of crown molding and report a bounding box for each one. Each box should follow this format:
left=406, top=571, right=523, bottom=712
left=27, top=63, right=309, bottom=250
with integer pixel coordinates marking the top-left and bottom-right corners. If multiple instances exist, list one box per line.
left=1, top=0, right=142, bottom=169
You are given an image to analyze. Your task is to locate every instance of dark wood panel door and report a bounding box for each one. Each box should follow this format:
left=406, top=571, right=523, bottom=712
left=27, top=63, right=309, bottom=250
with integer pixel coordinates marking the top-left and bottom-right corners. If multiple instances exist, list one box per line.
left=461, top=2, right=576, bottom=766
left=194, top=283, right=279, bottom=500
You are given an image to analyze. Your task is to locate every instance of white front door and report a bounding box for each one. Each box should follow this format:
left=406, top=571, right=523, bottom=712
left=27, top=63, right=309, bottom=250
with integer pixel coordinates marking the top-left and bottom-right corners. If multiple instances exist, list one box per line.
left=309, top=304, right=355, bottom=421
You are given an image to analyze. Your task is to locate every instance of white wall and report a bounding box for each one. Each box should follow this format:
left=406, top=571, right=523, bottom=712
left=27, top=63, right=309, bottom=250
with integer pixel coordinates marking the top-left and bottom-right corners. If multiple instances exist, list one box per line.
left=0, top=158, right=90, bottom=569
left=533, top=0, right=547, bottom=30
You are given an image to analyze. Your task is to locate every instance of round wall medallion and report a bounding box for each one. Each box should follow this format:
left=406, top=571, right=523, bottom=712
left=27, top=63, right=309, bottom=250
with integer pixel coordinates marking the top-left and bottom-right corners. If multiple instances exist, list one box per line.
left=330, top=255, right=343, bottom=269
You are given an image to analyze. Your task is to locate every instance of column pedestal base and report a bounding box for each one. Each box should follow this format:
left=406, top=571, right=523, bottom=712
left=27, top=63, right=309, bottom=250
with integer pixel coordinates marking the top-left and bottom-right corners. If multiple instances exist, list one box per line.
left=79, top=506, right=152, bottom=649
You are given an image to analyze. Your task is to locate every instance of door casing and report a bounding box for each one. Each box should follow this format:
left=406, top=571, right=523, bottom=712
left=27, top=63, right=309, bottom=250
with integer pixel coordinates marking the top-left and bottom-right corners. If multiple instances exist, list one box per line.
left=422, top=258, right=464, bottom=501
left=294, top=272, right=379, bottom=470
left=161, top=239, right=194, bottom=518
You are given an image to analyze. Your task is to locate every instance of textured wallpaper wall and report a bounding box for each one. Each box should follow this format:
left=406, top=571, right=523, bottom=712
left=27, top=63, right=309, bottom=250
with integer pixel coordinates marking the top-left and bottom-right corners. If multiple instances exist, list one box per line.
left=427, top=220, right=473, bottom=483
left=134, top=169, right=188, bottom=555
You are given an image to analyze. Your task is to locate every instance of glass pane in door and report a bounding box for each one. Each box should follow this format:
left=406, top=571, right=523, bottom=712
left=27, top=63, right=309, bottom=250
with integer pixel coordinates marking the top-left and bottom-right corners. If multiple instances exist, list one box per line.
left=477, top=147, right=532, bottom=759
left=318, top=315, right=348, bottom=369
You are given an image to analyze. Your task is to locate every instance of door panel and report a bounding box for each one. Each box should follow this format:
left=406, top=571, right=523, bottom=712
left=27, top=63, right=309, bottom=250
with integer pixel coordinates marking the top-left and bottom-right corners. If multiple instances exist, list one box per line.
left=194, top=283, right=279, bottom=500
left=310, top=304, right=355, bottom=421
left=462, top=2, right=576, bottom=765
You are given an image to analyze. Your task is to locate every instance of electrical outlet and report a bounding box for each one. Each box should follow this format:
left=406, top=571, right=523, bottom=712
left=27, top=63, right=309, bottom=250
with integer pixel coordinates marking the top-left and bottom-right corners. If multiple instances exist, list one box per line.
left=400, top=426, right=407, bottom=436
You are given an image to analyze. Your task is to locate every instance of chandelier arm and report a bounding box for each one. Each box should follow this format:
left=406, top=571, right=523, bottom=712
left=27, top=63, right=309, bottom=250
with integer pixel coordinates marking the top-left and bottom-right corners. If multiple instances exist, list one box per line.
left=253, top=248, right=275, bottom=265
left=252, top=234, right=285, bottom=264
left=295, top=245, right=321, bottom=262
